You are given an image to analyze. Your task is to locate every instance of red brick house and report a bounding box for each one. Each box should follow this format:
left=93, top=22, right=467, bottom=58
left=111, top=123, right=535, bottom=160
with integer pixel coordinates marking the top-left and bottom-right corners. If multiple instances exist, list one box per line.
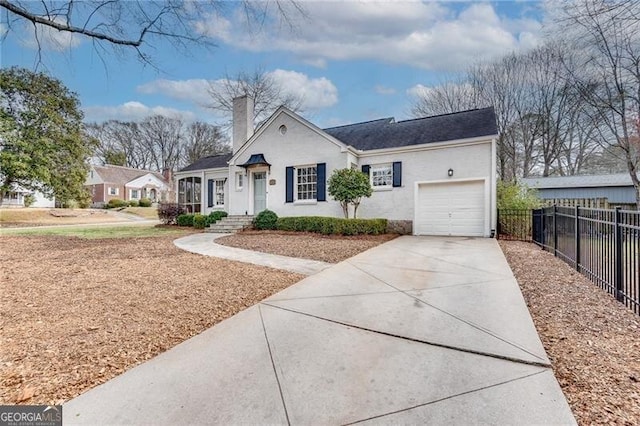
left=85, top=165, right=173, bottom=207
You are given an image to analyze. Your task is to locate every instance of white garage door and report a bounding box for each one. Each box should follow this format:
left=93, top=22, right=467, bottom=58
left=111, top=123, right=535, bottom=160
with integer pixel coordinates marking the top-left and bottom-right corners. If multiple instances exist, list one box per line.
left=415, top=180, right=485, bottom=236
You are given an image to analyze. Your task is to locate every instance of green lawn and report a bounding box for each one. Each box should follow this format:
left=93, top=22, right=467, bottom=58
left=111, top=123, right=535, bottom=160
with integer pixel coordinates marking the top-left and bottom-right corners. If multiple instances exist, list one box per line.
left=0, top=225, right=192, bottom=239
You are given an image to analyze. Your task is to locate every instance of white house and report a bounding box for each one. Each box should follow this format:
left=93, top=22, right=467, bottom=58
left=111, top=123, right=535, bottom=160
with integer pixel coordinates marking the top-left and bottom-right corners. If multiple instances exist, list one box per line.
left=0, top=185, right=55, bottom=208
left=174, top=96, right=498, bottom=237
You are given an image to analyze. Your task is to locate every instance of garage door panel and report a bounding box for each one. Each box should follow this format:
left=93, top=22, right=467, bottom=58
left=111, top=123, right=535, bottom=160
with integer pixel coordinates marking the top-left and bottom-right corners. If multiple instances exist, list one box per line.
left=415, top=180, right=485, bottom=237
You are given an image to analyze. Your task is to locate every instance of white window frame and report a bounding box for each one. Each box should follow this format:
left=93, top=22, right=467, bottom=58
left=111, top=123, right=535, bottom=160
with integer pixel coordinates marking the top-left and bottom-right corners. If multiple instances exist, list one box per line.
left=108, top=187, right=119, bottom=196
left=236, top=172, right=244, bottom=191
left=214, top=179, right=225, bottom=207
left=371, top=164, right=393, bottom=189
left=295, top=165, right=317, bottom=201
left=130, top=189, right=140, bottom=199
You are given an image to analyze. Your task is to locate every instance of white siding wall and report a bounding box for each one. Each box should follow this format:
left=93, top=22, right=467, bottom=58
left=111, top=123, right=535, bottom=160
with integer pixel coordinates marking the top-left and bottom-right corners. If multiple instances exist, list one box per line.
left=357, top=141, right=493, bottom=221
left=231, top=112, right=347, bottom=217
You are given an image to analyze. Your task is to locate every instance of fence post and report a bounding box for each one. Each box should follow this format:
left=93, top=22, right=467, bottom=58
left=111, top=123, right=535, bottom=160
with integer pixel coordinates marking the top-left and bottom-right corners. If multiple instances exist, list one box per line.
left=575, top=205, right=580, bottom=271
left=553, top=205, right=558, bottom=257
left=614, top=207, right=624, bottom=302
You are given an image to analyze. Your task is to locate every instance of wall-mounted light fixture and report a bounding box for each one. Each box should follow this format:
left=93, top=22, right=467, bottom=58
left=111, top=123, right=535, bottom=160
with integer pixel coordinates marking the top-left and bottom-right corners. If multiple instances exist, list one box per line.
left=448, top=168, right=454, bottom=177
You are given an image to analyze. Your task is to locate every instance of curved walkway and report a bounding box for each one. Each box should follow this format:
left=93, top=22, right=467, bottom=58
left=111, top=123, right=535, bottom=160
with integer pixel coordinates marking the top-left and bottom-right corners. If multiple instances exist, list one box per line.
left=173, top=233, right=332, bottom=275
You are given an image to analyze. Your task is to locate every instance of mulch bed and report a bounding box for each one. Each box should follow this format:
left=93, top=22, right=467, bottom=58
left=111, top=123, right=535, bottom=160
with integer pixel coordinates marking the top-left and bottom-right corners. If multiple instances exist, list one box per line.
left=0, top=235, right=304, bottom=405
left=216, top=230, right=398, bottom=263
left=499, top=240, right=640, bottom=425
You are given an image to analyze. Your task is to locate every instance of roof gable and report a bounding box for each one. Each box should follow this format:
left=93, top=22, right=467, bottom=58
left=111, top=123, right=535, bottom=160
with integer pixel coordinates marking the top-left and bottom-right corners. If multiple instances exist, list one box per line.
left=230, top=107, right=349, bottom=163
left=93, top=165, right=168, bottom=186
left=126, top=173, right=170, bottom=189
left=324, top=107, right=498, bottom=151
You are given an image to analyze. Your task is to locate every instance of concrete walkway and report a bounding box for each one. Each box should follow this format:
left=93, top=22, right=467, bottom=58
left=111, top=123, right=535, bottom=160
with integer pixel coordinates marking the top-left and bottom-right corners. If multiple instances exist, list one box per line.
left=174, top=233, right=332, bottom=275
left=64, top=236, right=575, bottom=425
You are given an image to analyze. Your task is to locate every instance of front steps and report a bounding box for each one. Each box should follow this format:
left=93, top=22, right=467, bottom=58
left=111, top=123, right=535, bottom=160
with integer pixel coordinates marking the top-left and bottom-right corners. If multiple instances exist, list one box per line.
left=206, top=215, right=254, bottom=233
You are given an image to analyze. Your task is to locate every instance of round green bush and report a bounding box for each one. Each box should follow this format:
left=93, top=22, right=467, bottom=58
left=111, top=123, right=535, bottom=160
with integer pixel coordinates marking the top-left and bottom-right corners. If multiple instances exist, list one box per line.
left=193, top=214, right=207, bottom=229
left=253, top=209, right=278, bottom=230
left=138, top=198, right=152, bottom=207
left=176, top=213, right=195, bottom=227
left=128, top=200, right=139, bottom=207
left=107, top=198, right=128, bottom=209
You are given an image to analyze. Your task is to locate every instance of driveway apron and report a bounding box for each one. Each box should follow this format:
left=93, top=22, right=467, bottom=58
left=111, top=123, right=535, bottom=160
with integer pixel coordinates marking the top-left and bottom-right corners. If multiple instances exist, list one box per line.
left=64, top=236, right=575, bottom=425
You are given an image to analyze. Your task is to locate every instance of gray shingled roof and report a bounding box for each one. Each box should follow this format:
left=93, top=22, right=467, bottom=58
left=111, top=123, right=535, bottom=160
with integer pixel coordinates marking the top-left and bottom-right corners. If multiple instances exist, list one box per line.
left=94, top=165, right=167, bottom=185
left=323, top=107, right=497, bottom=151
left=179, top=153, right=233, bottom=172
left=521, top=173, right=637, bottom=189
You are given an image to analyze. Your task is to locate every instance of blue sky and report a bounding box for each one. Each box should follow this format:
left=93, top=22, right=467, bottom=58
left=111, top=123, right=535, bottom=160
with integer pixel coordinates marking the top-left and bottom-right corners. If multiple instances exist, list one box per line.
left=1, top=1, right=546, bottom=128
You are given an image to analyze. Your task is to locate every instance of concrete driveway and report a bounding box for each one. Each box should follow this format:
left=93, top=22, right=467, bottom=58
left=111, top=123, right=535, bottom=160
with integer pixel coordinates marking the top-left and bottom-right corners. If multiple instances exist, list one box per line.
left=64, top=236, right=575, bottom=425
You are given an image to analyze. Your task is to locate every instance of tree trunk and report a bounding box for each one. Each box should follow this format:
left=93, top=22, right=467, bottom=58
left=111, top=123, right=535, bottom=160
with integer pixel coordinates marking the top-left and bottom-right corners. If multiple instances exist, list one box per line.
left=353, top=201, right=360, bottom=218
left=341, top=201, right=349, bottom=218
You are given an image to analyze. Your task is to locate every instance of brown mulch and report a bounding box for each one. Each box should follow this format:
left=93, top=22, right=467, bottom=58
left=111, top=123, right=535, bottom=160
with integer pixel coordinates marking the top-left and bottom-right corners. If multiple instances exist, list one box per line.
left=0, top=235, right=304, bottom=405
left=216, top=230, right=398, bottom=263
left=499, top=241, right=640, bottom=425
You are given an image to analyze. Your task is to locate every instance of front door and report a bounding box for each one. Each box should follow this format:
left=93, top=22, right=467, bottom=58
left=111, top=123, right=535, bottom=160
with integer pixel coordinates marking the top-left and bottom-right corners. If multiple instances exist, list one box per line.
left=253, top=172, right=267, bottom=213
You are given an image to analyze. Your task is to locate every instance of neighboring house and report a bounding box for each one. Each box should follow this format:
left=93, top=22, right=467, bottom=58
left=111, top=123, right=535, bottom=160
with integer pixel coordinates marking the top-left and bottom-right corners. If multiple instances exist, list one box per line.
left=522, top=174, right=639, bottom=209
left=85, top=164, right=172, bottom=207
left=175, top=96, right=499, bottom=237
left=0, top=185, right=55, bottom=208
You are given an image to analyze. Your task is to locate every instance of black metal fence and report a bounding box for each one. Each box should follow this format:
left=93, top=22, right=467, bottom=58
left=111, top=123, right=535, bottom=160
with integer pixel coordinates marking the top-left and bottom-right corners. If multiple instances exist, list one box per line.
left=497, top=209, right=533, bottom=241
left=532, top=206, right=640, bottom=315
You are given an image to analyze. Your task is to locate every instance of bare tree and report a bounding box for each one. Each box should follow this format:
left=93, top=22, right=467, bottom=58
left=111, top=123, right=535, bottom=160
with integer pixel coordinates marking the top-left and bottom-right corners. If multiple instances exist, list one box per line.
left=410, top=74, right=482, bottom=117
left=138, top=115, right=184, bottom=172
left=0, top=1, right=305, bottom=68
left=181, top=121, right=229, bottom=167
left=558, top=0, right=640, bottom=208
left=207, top=67, right=304, bottom=126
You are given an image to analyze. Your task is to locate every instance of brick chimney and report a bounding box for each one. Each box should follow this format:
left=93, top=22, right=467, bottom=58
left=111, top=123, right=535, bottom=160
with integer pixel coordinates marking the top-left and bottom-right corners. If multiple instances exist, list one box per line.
left=162, top=167, right=172, bottom=183
left=232, top=95, right=255, bottom=154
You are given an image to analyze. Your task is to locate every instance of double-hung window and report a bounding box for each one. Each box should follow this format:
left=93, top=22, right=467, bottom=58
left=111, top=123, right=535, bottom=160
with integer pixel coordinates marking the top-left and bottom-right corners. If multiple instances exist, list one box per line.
left=296, top=166, right=317, bottom=200
left=371, top=164, right=393, bottom=188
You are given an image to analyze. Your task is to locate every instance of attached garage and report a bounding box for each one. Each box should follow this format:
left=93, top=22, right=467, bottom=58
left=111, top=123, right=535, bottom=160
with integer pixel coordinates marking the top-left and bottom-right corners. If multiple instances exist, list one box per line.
left=414, top=179, right=488, bottom=237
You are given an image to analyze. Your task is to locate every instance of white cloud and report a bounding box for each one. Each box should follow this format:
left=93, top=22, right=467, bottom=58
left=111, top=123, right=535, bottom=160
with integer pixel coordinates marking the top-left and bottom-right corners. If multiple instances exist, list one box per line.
left=268, top=69, right=338, bottom=109
left=407, top=84, right=430, bottom=99
left=83, top=101, right=196, bottom=123
left=137, top=70, right=338, bottom=111
left=137, top=79, right=212, bottom=106
left=21, top=19, right=81, bottom=52
left=375, top=85, right=397, bottom=95
left=197, top=2, right=542, bottom=71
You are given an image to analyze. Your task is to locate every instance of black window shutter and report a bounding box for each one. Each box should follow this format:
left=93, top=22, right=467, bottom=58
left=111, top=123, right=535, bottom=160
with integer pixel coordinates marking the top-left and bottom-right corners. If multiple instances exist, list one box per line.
left=317, top=163, right=326, bottom=201
left=285, top=166, right=294, bottom=203
left=361, top=165, right=370, bottom=175
left=207, top=179, right=214, bottom=207
left=393, top=162, right=402, bottom=187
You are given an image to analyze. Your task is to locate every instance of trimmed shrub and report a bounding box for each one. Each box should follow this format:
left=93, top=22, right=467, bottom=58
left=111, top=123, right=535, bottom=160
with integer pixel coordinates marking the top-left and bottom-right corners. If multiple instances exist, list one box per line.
left=138, top=198, right=152, bottom=207
left=193, top=214, right=207, bottom=229
left=157, top=202, right=186, bottom=225
left=128, top=200, right=139, bottom=207
left=276, top=216, right=387, bottom=236
left=253, top=209, right=278, bottom=230
left=205, top=210, right=228, bottom=226
left=177, top=214, right=195, bottom=227
left=106, top=198, right=128, bottom=209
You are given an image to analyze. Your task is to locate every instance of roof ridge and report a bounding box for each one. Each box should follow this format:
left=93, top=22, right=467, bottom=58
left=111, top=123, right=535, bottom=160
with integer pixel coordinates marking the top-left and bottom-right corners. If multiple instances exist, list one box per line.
left=97, top=164, right=155, bottom=172
left=323, top=117, right=395, bottom=130
left=396, top=107, right=494, bottom=124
